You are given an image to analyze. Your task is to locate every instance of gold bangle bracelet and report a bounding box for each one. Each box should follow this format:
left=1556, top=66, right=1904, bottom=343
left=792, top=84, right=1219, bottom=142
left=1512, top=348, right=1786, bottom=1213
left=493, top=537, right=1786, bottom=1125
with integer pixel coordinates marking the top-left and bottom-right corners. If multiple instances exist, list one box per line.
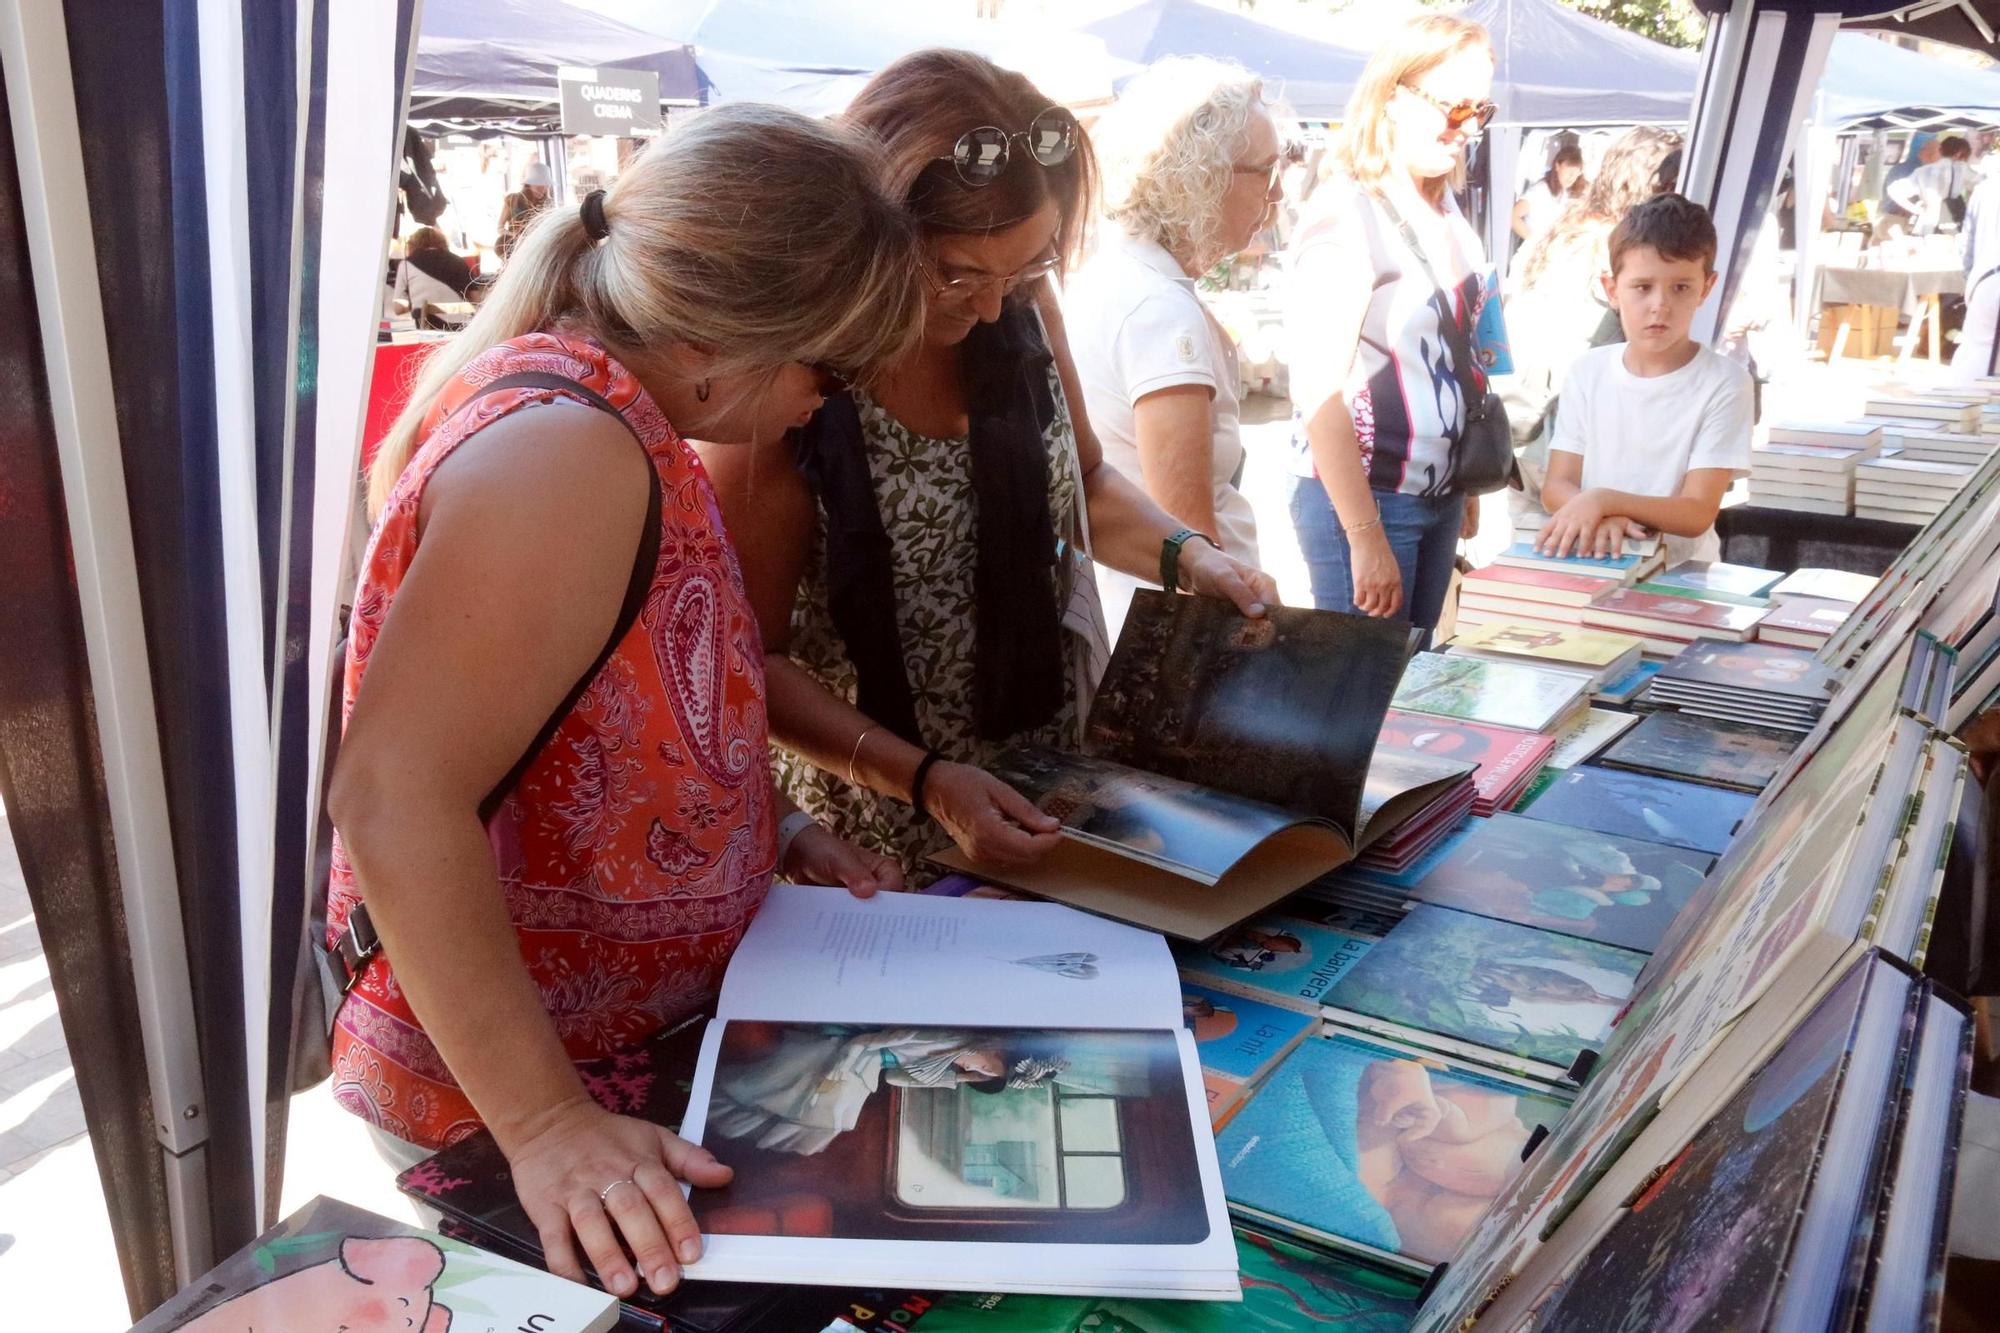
left=846, top=725, right=877, bottom=786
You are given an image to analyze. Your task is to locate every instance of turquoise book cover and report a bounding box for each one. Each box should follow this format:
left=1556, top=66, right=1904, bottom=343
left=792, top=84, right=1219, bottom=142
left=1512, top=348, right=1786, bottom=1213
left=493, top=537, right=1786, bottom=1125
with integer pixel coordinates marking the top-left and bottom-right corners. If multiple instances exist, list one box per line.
left=1176, top=916, right=1376, bottom=1011
left=1181, top=982, right=1316, bottom=1082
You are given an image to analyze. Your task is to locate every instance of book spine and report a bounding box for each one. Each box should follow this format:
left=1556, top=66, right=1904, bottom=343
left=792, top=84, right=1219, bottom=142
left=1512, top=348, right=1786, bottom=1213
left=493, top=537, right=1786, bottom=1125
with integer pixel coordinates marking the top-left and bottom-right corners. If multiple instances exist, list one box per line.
left=1315, top=1005, right=1570, bottom=1085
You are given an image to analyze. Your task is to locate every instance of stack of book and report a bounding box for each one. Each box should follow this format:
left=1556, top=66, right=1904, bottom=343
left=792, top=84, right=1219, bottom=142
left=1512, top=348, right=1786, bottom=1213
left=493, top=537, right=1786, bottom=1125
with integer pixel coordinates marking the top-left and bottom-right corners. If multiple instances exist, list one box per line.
left=1636, top=637, right=1837, bottom=734
left=1580, top=586, right=1766, bottom=657
left=1483, top=538, right=1667, bottom=588
left=1769, top=566, right=1879, bottom=606
left=1442, top=620, right=1643, bottom=689
left=1457, top=563, right=1615, bottom=632
left=1633, top=559, right=1783, bottom=608
left=1376, top=711, right=1554, bottom=818
left=1861, top=415, right=1999, bottom=467
left=1747, top=421, right=1881, bottom=514
left=1854, top=455, right=1978, bottom=523
left=1755, top=595, right=1851, bottom=649
left=1862, top=391, right=1981, bottom=432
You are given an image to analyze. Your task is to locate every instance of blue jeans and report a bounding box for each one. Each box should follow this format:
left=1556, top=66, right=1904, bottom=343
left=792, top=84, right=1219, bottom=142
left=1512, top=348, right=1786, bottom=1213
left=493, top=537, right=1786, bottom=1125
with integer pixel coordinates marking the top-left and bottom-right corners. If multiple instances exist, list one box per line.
left=1289, top=477, right=1465, bottom=632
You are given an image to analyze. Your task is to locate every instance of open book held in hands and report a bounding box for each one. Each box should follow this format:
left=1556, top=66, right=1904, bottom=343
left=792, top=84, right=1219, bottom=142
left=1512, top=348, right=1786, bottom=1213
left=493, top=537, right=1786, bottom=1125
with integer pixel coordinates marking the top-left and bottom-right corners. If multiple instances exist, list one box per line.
left=936, top=591, right=1470, bottom=940
left=675, top=885, right=1240, bottom=1299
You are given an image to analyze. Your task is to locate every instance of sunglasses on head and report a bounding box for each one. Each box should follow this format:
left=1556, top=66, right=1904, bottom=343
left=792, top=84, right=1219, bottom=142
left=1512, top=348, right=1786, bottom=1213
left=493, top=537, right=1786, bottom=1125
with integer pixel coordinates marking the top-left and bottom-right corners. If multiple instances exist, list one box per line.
left=1402, top=84, right=1497, bottom=134
left=936, top=106, right=1079, bottom=188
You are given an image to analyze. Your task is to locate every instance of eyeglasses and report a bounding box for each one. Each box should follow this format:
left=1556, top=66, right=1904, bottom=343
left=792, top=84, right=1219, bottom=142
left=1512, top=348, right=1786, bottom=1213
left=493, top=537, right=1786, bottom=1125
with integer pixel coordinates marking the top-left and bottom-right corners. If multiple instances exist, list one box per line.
left=1400, top=84, right=1497, bottom=134
left=1232, top=158, right=1285, bottom=198
left=936, top=106, right=1079, bottom=188
left=929, top=251, right=1062, bottom=303
left=804, top=361, right=854, bottom=397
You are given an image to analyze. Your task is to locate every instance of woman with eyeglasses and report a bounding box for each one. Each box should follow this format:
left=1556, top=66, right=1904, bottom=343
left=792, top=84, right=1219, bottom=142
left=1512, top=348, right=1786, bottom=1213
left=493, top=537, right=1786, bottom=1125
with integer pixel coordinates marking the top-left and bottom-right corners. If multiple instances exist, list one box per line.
left=1062, top=57, right=1285, bottom=641
left=327, top=107, right=924, bottom=1301
left=1284, top=13, right=1495, bottom=631
left=703, top=49, right=1276, bottom=883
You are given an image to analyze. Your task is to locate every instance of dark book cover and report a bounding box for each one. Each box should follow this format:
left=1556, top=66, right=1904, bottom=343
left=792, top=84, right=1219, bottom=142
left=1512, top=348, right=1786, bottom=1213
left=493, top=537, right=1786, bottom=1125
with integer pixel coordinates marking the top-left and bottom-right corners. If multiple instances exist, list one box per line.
left=1519, top=765, right=1755, bottom=855
left=1322, top=904, right=1646, bottom=1074
left=1595, top=711, right=1802, bottom=793
left=1654, top=637, right=1838, bottom=703
left=1407, top=811, right=1714, bottom=953
left=1088, top=591, right=1410, bottom=825
left=1524, top=955, right=1910, bottom=1333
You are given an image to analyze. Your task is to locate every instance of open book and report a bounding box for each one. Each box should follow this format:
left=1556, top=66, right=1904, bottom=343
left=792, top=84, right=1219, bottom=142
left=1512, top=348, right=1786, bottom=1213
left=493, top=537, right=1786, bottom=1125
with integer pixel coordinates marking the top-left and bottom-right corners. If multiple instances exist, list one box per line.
left=936, top=592, right=1471, bottom=939
left=675, top=885, right=1240, bottom=1299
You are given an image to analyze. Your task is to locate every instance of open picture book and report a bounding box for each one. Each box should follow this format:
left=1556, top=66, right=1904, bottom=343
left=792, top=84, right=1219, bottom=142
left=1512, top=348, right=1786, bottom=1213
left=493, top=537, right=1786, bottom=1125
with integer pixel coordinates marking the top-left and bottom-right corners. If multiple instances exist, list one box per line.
left=673, top=885, right=1240, bottom=1299
left=935, top=591, right=1470, bottom=939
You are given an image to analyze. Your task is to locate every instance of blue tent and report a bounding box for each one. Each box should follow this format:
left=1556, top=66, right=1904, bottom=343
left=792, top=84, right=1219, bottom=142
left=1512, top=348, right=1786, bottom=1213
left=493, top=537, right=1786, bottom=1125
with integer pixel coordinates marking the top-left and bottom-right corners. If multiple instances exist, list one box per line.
left=412, top=0, right=699, bottom=124
left=1461, top=0, right=1697, bottom=125
left=1082, top=0, right=1367, bottom=118
left=1813, top=31, right=2000, bottom=124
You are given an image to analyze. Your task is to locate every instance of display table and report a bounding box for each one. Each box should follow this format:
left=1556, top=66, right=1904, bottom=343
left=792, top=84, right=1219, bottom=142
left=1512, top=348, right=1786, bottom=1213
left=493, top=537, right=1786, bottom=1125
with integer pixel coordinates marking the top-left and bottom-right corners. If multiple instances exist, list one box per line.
left=1717, top=503, right=1920, bottom=576
left=1816, top=263, right=1965, bottom=363
left=361, top=336, right=444, bottom=471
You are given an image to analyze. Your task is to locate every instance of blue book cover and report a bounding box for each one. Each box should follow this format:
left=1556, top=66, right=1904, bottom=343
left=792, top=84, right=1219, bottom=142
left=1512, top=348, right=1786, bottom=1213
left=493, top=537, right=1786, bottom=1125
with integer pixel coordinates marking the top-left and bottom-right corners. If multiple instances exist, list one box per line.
left=1180, top=981, right=1316, bottom=1082
left=1176, top=916, right=1376, bottom=1012
left=1595, top=659, right=1661, bottom=704
left=1473, top=266, right=1514, bottom=375
left=1520, top=765, right=1755, bottom=855
left=1499, top=542, right=1644, bottom=574
left=1217, top=1030, right=1572, bottom=1270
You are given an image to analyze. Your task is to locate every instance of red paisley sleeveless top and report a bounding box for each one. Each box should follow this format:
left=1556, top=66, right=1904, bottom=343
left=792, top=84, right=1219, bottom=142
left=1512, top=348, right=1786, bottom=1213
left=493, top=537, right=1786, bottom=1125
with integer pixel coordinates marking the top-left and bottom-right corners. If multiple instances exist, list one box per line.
left=326, top=332, right=776, bottom=1149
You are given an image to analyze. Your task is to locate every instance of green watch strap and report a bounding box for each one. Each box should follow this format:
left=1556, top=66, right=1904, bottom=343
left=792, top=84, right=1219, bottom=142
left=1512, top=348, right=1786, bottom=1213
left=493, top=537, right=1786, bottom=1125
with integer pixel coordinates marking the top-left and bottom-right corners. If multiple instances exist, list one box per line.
left=1160, top=527, right=1219, bottom=593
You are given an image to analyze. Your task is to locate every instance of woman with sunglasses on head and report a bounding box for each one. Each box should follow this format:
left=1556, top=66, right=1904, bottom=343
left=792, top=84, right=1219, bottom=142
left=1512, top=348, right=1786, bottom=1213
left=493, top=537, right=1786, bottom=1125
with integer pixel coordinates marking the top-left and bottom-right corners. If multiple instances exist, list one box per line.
left=326, top=107, right=923, bottom=1301
left=1285, top=13, right=1495, bottom=632
left=702, top=49, right=1276, bottom=883
left=1063, top=57, right=1285, bottom=641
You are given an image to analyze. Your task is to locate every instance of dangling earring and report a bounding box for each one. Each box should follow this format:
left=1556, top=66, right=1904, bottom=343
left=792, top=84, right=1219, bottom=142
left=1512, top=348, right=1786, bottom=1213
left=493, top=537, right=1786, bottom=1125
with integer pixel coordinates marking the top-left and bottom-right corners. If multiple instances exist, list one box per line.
left=695, top=379, right=711, bottom=403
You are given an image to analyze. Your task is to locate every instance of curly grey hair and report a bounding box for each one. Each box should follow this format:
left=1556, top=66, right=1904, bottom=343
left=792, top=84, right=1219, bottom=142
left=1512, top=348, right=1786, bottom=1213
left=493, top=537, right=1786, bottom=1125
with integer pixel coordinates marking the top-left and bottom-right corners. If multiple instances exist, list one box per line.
left=1094, top=56, right=1277, bottom=270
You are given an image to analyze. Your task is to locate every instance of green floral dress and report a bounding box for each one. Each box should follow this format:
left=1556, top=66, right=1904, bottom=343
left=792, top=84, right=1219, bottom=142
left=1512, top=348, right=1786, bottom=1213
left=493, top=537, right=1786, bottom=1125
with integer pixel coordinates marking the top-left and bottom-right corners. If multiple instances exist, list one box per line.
left=781, top=367, right=1088, bottom=880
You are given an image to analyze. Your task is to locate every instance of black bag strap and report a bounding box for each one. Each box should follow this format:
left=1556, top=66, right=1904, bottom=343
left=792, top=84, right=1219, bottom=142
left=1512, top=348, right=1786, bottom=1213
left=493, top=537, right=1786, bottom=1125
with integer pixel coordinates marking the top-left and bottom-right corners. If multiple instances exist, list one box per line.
left=1374, top=190, right=1487, bottom=422
left=335, top=369, right=661, bottom=994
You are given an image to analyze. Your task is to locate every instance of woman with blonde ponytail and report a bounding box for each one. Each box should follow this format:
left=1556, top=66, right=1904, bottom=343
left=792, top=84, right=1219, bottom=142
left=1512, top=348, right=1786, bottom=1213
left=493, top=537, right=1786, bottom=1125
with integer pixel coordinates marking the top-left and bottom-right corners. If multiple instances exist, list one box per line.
left=325, top=104, right=925, bottom=1300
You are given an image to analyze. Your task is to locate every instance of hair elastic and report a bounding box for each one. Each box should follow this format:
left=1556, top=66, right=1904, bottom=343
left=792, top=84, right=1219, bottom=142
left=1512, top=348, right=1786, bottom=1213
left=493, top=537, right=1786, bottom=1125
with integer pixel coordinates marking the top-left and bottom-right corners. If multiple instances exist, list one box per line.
left=579, top=189, right=611, bottom=241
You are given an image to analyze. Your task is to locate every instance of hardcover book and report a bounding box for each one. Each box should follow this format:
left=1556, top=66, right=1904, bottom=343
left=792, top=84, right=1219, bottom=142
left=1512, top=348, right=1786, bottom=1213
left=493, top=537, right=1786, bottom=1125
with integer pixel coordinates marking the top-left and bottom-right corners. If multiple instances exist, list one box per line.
left=1444, top=622, right=1642, bottom=684
left=132, top=1195, right=619, bottom=1333
left=1375, top=711, right=1554, bottom=816
left=1594, top=711, right=1802, bottom=793
left=1460, top=563, right=1611, bottom=607
left=1490, top=542, right=1664, bottom=581
left=1769, top=568, right=1879, bottom=605
left=1174, top=916, right=1377, bottom=1014
left=1320, top=904, right=1647, bottom=1080
left=1517, top=764, right=1754, bottom=854
left=1640, top=559, right=1783, bottom=602
left=937, top=592, right=1465, bottom=939
left=1406, top=811, right=1713, bottom=953
left=1581, top=587, right=1766, bottom=641
left=1389, top=652, right=1591, bottom=733
left=1652, top=637, right=1838, bottom=703
left=1540, top=707, right=1641, bottom=769
left=1179, top=983, right=1316, bottom=1126
left=1214, top=1029, right=1572, bottom=1273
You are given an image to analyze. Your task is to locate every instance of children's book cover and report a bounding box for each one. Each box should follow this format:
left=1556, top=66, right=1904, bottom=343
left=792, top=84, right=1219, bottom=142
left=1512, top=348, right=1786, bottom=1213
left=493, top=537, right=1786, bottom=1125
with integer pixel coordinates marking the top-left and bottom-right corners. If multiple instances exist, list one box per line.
left=1376, top=711, right=1552, bottom=811
left=1180, top=982, right=1316, bottom=1083
left=911, top=1227, right=1422, bottom=1331
left=1643, top=560, right=1784, bottom=601
left=1323, top=905, right=1646, bottom=1071
left=1447, top=621, right=1641, bottom=670
left=1525, top=955, right=1880, bottom=1333
left=1175, top=917, right=1376, bottom=1012
left=1215, top=1031, right=1572, bottom=1270
left=1087, top=591, right=1410, bottom=824
left=1408, top=811, right=1713, bottom=954
left=1519, top=764, right=1755, bottom=855
left=1389, top=653, right=1587, bottom=733
left=1596, top=711, right=1802, bottom=793
left=133, top=1195, right=619, bottom=1333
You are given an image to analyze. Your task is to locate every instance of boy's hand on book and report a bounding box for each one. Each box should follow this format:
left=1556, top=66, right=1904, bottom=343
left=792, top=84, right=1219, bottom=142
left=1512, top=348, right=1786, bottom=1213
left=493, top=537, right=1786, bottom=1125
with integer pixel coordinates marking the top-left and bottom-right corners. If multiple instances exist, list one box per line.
left=1347, top=525, right=1403, bottom=618
left=505, top=1099, right=732, bottom=1299
left=1176, top=541, right=1277, bottom=618
left=783, top=824, right=902, bottom=897
left=927, top=763, right=1065, bottom=867
left=1535, top=493, right=1612, bottom=558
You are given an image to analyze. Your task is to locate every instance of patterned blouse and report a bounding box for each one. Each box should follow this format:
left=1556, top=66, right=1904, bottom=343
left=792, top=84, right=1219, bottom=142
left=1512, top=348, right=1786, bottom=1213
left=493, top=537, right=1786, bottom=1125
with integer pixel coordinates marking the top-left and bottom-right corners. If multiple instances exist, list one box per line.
left=779, top=367, right=1088, bottom=879
left=326, top=332, right=776, bottom=1150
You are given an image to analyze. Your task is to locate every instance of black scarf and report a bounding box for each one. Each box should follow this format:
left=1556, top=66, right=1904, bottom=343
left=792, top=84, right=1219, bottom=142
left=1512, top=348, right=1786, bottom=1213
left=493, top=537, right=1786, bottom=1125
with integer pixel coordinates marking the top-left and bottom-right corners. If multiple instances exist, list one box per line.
left=792, top=303, right=1066, bottom=748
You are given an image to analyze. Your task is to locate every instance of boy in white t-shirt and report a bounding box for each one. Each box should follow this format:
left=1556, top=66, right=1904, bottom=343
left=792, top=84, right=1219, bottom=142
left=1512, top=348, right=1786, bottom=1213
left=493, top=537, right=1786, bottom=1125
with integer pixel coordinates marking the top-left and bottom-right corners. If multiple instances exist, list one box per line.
left=1537, top=193, right=1754, bottom=565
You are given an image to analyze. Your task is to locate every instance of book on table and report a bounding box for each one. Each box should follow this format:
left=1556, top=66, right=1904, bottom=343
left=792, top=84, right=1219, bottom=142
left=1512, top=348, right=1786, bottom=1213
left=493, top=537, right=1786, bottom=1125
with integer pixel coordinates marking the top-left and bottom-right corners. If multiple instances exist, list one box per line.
left=1178, top=980, right=1318, bottom=1127
left=1768, top=567, right=1879, bottom=604
left=1173, top=913, right=1380, bottom=1015
left=1518, top=764, right=1755, bottom=855
left=1862, top=395, right=1980, bottom=429
left=1580, top=587, right=1765, bottom=644
left=1592, top=658, right=1660, bottom=705
left=131, top=1195, right=620, bottom=1333
left=1488, top=541, right=1666, bottom=583
left=1763, top=419, right=1883, bottom=450
left=668, top=885, right=1241, bottom=1298
left=1389, top=651, right=1591, bottom=734
left=1374, top=710, right=1554, bottom=817
left=1442, top=621, right=1642, bottom=688
left=1593, top=710, right=1802, bottom=794
left=934, top=591, right=1470, bottom=940
left=1538, top=705, right=1641, bottom=769
left=1460, top=563, right=1613, bottom=608
left=1748, top=439, right=1875, bottom=473
left=1756, top=595, right=1852, bottom=647
left=1404, top=809, right=1714, bottom=954
left=1637, top=559, right=1783, bottom=604
left=1452, top=595, right=1585, bottom=632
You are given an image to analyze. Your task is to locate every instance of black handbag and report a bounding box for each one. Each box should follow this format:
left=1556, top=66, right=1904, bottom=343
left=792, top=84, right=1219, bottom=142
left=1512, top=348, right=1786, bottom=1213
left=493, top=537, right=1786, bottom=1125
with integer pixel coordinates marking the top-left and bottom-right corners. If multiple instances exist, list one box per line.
left=1375, top=192, right=1518, bottom=496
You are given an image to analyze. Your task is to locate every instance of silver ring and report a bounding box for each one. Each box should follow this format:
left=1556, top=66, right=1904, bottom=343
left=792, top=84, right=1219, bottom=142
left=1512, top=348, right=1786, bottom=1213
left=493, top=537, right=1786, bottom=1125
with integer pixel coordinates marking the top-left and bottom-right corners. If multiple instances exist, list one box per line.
left=597, top=1177, right=638, bottom=1204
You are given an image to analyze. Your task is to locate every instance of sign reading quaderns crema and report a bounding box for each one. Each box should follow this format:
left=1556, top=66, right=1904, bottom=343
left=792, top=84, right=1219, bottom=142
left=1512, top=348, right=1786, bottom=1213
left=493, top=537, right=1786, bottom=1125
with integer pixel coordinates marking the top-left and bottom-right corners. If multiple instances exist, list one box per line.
left=557, top=65, right=663, bottom=137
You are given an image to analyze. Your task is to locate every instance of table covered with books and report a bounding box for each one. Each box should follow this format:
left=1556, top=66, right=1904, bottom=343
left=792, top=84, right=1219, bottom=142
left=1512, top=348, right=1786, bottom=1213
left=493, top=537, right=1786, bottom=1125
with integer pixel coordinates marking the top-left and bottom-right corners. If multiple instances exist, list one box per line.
left=136, top=392, right=2000, bottom=1331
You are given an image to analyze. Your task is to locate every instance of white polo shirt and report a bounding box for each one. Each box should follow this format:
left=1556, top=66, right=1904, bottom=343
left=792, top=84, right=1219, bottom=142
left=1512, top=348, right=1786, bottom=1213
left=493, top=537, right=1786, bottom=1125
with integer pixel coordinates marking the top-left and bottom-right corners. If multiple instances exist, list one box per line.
left=1064, top=225, right=1259, bottom=639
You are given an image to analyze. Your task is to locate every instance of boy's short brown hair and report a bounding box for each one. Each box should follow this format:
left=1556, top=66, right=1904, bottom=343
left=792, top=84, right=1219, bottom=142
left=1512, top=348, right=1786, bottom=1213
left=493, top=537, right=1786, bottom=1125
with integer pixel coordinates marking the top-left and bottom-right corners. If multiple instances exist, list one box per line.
left=1608, top=192, right=1718, bottom=277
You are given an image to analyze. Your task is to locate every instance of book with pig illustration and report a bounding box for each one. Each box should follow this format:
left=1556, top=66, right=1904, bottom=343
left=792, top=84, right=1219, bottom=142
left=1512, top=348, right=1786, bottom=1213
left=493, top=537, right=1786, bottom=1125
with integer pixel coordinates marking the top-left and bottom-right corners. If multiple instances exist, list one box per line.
left=130, top=1194, right=617, bottom=1333
left=936, top=591, right=1468, bottom=940
left=673, top=885, right=1240, bottom=1298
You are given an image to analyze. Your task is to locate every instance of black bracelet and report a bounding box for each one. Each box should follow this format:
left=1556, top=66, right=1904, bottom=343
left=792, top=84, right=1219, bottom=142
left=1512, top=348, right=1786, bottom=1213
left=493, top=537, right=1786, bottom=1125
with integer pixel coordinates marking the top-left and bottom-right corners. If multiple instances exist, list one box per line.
left=1160, top=527, right=1221, bottom=592
left=909, top=750, right=944, bottom=818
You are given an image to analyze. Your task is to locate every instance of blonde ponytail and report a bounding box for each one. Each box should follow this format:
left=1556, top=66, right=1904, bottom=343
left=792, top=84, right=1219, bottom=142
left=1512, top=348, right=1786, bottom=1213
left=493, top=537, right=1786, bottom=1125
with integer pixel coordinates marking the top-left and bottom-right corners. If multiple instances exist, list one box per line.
left=368, top=105, right=927, bottom=519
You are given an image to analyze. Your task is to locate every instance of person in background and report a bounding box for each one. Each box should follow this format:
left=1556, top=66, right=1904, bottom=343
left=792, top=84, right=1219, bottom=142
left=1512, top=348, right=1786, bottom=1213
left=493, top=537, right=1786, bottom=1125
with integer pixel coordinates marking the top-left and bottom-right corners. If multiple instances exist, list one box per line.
left=1511, top=143, right=1586, bottom=247
left=1877, top=131, right=1938, bottom=238
left=702, top=50, right=1276, bottom=883
left=1537, top=194, right=1753, bottom=564
left=392, top=226, right=477, bottom=327
left=1889, top=134, right=1972, bottom=236
left=1285, top=13, right=1496, bottom=630
left=1064, top=56, right=1283, bottom=639
left=1952, top=163, right=2000, bottom=380
left=1499, top=126, right=1682, bottom=528
left=328, top=105, right=924, bottom=1301
left=495, top=160, right=553, bottom=260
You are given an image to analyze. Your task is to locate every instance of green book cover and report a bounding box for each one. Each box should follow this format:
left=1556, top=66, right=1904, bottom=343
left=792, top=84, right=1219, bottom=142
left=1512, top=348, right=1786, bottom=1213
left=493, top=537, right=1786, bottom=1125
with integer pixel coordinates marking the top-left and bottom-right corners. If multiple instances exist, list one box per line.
left=1634, top=578, right=1769, bottom=609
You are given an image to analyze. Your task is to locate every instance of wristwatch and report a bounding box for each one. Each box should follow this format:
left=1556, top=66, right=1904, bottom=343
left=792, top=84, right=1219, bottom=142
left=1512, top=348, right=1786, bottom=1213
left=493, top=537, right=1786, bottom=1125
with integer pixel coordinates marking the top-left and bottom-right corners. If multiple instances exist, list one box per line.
left=1160, top=527, right=1220, bottom=593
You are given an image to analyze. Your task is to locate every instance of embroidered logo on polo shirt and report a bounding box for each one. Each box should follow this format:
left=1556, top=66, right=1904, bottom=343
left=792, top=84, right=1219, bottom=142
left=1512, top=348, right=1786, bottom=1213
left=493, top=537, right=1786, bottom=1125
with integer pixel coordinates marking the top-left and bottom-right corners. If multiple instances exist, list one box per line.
left=1175, top=333, right=1198, bottom=362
